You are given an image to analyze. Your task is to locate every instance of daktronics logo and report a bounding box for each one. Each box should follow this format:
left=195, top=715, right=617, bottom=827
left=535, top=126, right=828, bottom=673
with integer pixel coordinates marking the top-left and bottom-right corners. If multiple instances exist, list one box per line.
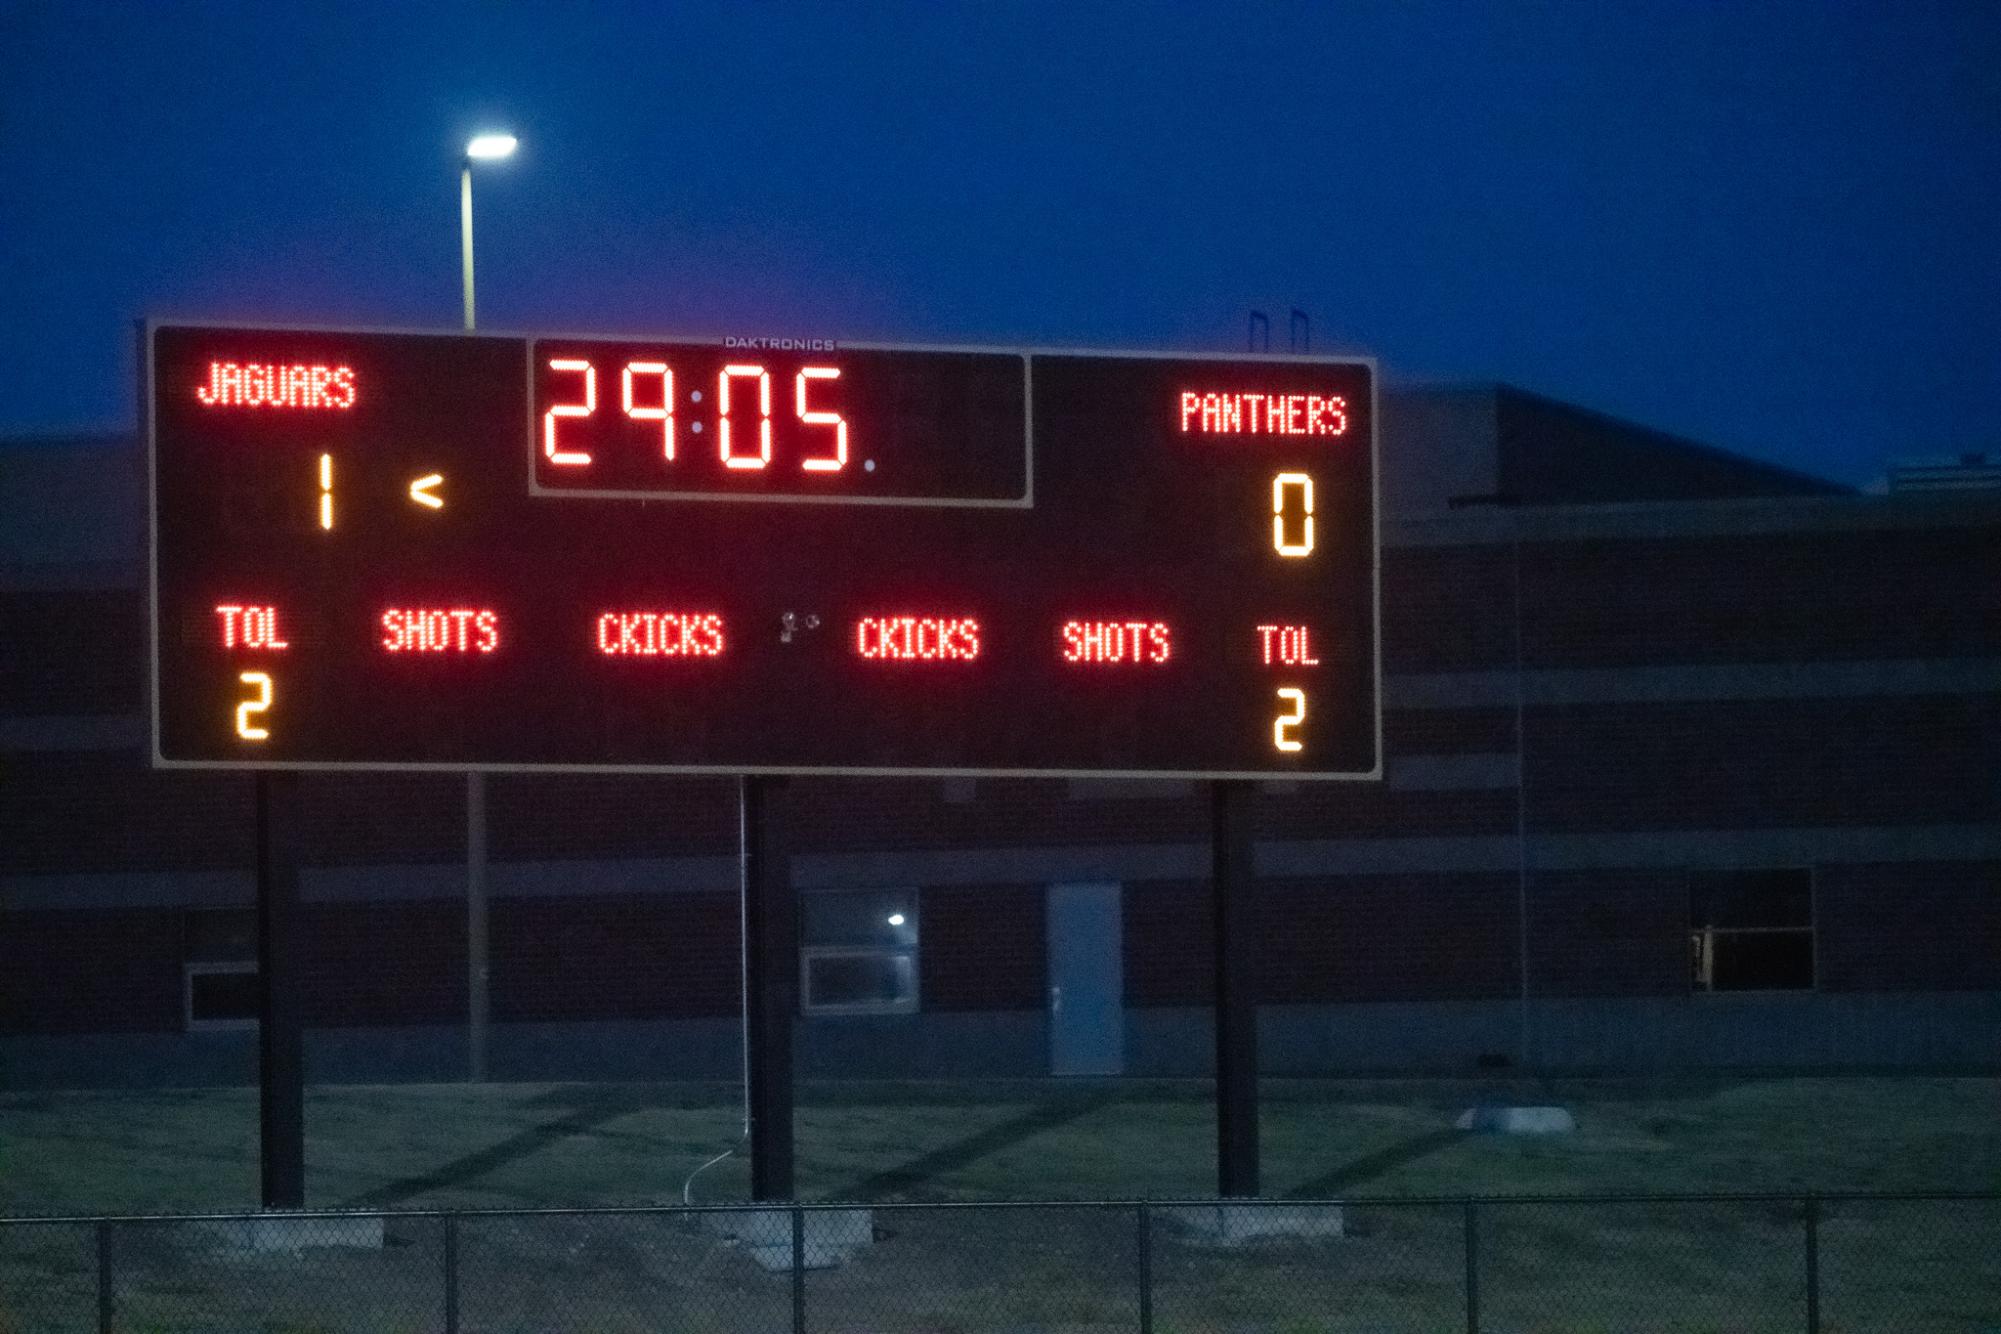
left=854, top=615, right=981, bottom=661
left=595, top=611, right=725, bottom=657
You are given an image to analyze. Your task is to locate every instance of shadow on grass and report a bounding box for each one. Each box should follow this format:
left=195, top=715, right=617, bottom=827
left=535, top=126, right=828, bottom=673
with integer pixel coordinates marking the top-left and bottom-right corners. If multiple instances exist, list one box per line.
left=827, top=1090, right=1125, bottom=1202
left=1283, top=1127, right=1469, bottom=1198
left=340, top=1086, right=669, bottom=1208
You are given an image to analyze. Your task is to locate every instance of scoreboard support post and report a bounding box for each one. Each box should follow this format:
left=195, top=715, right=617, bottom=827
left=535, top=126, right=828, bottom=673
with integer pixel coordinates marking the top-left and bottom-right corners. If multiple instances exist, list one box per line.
left=255, top=773, right=307, bottom=1210
left=466, top=774, right=490, bottom=1082
left=1211, top=780, right=1260, bottom=1198
left=741, top=776, right=798, bottom=1201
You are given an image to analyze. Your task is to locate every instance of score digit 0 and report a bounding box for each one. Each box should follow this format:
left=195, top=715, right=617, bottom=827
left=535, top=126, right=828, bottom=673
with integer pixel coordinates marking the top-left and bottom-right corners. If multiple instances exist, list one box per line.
left=1273, top=472, right=1314, bottom=557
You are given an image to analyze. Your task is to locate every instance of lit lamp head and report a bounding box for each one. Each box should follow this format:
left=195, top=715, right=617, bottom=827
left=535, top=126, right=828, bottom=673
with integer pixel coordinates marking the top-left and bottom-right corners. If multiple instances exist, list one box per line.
left=464, top=133, right=518, bottom=164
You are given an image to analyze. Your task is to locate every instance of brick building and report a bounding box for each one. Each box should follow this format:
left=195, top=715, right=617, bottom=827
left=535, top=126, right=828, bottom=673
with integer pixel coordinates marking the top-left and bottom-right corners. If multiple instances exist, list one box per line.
left=4, top=386, right=1997, bottom=1086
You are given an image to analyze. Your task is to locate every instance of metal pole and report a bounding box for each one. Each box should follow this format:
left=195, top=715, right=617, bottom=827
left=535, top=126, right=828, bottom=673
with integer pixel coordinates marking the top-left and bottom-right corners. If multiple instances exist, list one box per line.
left=1804, top=1196, right=1821, bottom=1334
left=1137, top=1202, right=1154, bottom=1334
left=1513, top=528, right=1532, bottom=1068
left=460, top=161, right=475, bottom=331
left=443, top=1214, right=461, bottom=1334
left=467, top=774, right=489, bottom=1081
left=256, top=772, right=306, bottom=1209
left=1463, top=1200, right=1480, bottom=1334
left=459, top=152, right=490, bottom=1083
left=790, top=1204, right=807, bottom=1334
left=743, top=775, right=797, bottom=1201
left=1211, top=779, right=1259, bottom=1197
left=95, top=1220, right=114, bottom=1334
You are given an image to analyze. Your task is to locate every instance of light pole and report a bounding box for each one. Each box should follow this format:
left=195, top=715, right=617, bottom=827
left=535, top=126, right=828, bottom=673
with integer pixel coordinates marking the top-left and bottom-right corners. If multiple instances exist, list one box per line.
left=458, top=130, right=513, bottom=1081
left=460, top=132, right=517, bottom=330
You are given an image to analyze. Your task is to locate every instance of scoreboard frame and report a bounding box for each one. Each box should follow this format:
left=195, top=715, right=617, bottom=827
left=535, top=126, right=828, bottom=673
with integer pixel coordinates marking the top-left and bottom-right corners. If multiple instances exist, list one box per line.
left=145, top=318, right=1383, bottom=781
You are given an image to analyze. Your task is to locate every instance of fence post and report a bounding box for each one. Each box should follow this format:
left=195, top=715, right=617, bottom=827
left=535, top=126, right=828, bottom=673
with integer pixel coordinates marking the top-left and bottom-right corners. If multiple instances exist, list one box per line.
left=1804, top=1196, right=1820, bottom=1334
left=1137, top=1202, right=1154, bottom=1334
left=96, top=1220, right=115, bottom=1334
left=791, top=1205, right=807, bottom=1334
left=1463, top=1200, right=1480, bottom=1334
left=443, top=1214, right=460, bottom=1334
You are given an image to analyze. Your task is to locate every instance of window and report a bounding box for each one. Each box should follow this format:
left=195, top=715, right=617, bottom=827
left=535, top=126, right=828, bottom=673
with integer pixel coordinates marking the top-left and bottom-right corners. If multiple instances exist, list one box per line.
left=184, top=908, right=259, bottom=1030
left=1689, top=869, right=1814, bottom=993
left=801, top=890, right=918, bottom=1015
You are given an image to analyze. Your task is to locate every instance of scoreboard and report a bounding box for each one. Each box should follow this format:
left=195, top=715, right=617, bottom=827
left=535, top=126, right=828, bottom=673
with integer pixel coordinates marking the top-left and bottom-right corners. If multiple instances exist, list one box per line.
left=148, top=323, right=1380, bottom=779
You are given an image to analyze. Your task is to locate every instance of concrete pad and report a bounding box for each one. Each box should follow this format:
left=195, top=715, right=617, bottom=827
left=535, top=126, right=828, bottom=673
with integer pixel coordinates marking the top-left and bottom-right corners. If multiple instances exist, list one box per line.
left=1455, top=1104, right=1576, bottom=1134
left=742, top=1240, right=859, bottom=1271
left=201, top=1213, right=385, bottom=1252
left=1165, top=1202, right=1345, bottom=1245
left=700, top=1207, right=874, bottom=1270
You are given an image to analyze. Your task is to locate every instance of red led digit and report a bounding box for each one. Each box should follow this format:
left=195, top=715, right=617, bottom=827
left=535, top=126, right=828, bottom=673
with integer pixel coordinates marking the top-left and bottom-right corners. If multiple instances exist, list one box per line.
left=719, top=364, right=773, bottom=470
left=381, top=608, right=500, bottom=653
left=543, top=359, right=596, bottom=466
left=795, top=367, right=848, bottom=472
left=854, top=615, right=982, bottom=661
left=622, top=361, right=675, bottom=461
left=594, top=611, right=726, bottom=658
left=1060, top=620, right=1172, bottom=665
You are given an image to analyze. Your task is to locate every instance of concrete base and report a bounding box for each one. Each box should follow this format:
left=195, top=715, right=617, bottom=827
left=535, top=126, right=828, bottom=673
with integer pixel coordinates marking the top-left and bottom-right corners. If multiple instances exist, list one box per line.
left=1456, top=1104, right=1577, bottom=1134
left=700, top=1207, right=874, bottom=1271
left=1165, top=1202, right=1345, bottom=1246
left=201, top=1213, right=386, bottom=1252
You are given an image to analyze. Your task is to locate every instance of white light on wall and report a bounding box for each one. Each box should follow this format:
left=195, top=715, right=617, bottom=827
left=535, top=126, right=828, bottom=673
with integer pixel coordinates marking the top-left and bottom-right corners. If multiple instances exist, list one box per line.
left=886, top=913, right=906, bottom=927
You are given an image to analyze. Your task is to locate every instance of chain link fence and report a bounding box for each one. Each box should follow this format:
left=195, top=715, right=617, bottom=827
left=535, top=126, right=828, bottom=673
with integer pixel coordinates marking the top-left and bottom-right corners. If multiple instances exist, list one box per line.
left=1, top=1192, right=1995, bottom=1333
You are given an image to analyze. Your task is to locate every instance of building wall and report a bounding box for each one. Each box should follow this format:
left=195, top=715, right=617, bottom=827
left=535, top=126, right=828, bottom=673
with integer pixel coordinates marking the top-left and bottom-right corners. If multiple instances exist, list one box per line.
left=4, top=488, right=1999, bottom=1084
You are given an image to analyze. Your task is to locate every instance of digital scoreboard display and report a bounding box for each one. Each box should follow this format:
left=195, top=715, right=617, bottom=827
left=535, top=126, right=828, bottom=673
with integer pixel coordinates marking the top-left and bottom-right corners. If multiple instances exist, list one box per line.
left=148, top=323, right=1379, bottom=779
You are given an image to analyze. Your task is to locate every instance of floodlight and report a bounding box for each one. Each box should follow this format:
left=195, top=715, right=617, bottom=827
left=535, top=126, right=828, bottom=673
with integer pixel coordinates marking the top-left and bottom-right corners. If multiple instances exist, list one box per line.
left=465, top=133, right=518, bottom=161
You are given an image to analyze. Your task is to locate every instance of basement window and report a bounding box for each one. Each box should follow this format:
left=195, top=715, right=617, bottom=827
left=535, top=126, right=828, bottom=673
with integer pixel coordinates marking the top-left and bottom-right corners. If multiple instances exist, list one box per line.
left=184, top=908, right=259, bottom=1030
left=185, top=964, right=260, bottom=1029
left=1689, top=869, right=1814, bottom=993
left=801, top=890, right=918, bottom=1015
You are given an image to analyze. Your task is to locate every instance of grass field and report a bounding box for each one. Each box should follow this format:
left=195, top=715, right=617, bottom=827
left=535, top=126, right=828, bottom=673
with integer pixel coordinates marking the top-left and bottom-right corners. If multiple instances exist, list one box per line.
left=1, top=1075, right=1996, bottom=1214
left=2, top=1077, right=1997, bottom=1332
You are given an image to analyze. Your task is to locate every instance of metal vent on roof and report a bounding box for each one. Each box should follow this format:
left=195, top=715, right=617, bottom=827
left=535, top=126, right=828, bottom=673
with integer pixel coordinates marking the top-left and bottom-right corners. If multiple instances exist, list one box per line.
left=1886, top=453, right=2001, bottom=493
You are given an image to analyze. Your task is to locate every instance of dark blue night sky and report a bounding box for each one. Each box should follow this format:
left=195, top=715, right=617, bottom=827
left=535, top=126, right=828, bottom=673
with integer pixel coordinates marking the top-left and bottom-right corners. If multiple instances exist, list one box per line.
left=2, top=1, right=1995, bottom=484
